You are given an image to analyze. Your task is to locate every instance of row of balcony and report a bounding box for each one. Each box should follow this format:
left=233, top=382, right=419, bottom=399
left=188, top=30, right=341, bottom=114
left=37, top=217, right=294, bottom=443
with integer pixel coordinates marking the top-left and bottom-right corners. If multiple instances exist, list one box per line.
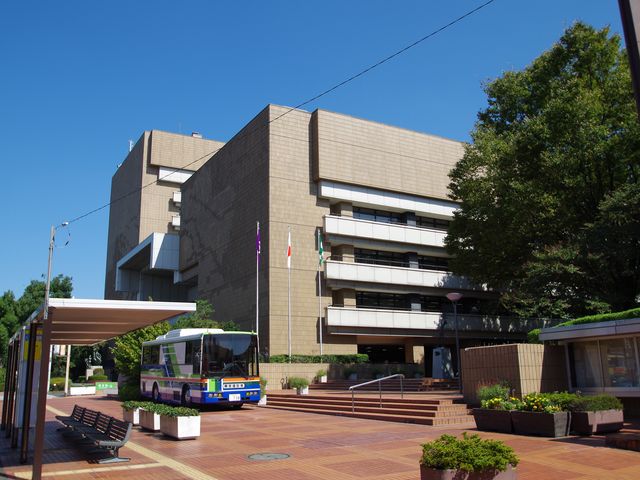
left=324, top=259, right=480, bottom=291
left=325, top=306, right=553, bottom=335
left=324, top=214, right=446, bottom=248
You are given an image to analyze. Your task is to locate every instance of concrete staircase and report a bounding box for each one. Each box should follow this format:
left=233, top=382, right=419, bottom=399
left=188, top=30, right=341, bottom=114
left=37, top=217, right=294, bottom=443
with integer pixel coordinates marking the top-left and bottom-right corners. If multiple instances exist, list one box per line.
left=264, top=392, right=473, bottom=426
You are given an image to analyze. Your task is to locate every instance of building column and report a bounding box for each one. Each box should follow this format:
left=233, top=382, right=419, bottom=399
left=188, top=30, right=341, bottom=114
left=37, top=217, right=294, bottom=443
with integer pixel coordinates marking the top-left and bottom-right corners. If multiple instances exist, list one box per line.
left=332, top=245, right=354, bottom=263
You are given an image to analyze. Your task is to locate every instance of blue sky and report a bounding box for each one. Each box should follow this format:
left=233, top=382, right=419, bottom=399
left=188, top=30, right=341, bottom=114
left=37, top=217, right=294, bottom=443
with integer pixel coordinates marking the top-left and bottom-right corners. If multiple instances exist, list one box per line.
left=0, top=1, right=625, bottom=299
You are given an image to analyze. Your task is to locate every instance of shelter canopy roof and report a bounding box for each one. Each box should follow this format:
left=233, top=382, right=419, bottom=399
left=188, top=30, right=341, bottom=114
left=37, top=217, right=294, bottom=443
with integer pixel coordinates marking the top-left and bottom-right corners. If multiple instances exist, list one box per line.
left=17, top=298, right=196, bottom=345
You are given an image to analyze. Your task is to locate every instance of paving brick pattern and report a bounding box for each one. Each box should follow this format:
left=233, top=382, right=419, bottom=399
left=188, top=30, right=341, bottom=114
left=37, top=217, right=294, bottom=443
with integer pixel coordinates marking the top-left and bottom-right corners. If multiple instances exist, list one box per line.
left=1, top=395, right=640, bottom=479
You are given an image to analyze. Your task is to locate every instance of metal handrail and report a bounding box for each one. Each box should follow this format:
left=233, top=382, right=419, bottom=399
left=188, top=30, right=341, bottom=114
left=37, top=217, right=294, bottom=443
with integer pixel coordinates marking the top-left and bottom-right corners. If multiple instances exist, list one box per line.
left=348, top=374, right=404, bottom=413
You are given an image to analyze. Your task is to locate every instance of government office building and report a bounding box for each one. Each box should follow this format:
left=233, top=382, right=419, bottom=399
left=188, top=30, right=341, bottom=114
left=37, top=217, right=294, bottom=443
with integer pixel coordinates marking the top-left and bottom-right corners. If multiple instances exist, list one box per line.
left=104, top=105, right=543, bottom=374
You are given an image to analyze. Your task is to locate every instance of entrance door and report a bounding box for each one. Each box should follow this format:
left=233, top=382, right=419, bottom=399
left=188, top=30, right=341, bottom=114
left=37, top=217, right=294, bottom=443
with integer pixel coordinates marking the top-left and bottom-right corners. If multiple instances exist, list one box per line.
left=358, top=344, right=405, bottom=363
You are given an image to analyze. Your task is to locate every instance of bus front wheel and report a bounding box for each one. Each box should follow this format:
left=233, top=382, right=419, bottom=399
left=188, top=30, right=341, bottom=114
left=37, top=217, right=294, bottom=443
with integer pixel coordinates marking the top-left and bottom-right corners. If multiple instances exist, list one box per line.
left=181, top=385, right=192, bottom=406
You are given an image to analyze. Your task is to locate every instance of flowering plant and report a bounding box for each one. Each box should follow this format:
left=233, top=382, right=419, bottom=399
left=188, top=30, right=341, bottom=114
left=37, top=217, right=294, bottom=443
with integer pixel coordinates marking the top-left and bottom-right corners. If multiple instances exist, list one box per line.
left=480, top=396, right=522, bottom=410
left=518, top=393, right=561, bottom=413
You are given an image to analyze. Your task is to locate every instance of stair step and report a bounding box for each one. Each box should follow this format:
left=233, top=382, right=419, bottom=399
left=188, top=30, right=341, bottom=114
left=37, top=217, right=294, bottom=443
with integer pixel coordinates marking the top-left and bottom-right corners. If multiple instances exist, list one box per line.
left=267, top=393, right=455, bottom=405
left=266, top=400, right=469, bottom=418
left=266, top=396, right=467, bottom=412
left=264, top=404, right=474, bottom=426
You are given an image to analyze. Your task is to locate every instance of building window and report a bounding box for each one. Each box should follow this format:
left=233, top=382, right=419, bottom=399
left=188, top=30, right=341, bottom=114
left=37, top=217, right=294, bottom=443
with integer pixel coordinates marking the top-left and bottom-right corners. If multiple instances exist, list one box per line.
left=418, top=256, right=449, bottom=271
left=354, top=248, right=408, bottom=267
left=353, top=207, right=403, bottom=224
left=356, top=291, right=410, bottom=310
left=416, top=216, right=450, bottom=230
left=599, top=338, right=639, bottom=388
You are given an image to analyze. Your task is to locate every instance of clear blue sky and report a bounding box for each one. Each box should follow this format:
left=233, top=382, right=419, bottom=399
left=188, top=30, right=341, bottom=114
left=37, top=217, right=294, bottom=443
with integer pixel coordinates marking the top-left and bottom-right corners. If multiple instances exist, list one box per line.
left=0, top=1, right=625, bottom=300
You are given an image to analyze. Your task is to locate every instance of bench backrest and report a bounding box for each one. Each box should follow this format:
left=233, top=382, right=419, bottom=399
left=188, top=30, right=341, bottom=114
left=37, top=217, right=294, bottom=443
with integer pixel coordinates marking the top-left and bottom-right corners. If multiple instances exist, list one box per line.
left=94, top=412, right=112, bottom=434
left=81, top=409, right=99, bottom=428
left=71, top=405, right=85, bottom=422
left=107, top=419, right=132, bottom=443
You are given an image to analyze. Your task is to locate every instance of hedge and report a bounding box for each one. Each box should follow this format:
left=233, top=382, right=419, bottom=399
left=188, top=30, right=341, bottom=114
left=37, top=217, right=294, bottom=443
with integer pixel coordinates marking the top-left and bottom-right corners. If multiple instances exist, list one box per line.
left=267, top=354, right=369, bottom=364
left=528, top=307, right=640, bottom=343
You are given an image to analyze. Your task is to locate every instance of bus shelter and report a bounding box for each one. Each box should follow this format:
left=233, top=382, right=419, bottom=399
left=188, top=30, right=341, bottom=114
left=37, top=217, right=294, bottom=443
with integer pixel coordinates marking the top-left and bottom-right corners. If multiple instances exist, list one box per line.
left=0, top=298, right=196, bottom=480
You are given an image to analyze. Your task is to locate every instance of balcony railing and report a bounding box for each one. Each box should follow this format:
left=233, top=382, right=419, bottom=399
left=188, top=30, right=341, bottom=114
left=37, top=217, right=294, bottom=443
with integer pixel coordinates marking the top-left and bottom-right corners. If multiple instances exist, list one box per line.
left=326, top=305, right=557, bottom=334
left=325, top=259, right=478, bottom=291
left=324, top=215, right=446, bottom=248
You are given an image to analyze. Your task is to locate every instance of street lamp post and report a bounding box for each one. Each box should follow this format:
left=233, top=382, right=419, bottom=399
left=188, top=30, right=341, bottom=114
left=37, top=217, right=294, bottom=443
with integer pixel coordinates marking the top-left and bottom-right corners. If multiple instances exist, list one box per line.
left=446, top=292, right=463, bottom=394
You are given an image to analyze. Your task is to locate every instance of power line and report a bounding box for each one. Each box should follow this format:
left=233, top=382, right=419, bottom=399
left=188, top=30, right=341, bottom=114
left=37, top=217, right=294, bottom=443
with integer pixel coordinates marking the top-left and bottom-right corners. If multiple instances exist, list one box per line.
left=65, top=0, right=496, bottom=227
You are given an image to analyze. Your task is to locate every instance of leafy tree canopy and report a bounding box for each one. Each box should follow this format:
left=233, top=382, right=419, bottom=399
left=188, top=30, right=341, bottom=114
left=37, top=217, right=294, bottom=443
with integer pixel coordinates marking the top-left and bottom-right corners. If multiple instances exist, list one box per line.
left=111, top=321, right=171, bottom=385
left=173, top=299, right=240, bottom=331
left=446, top=23, right=640, bottom=319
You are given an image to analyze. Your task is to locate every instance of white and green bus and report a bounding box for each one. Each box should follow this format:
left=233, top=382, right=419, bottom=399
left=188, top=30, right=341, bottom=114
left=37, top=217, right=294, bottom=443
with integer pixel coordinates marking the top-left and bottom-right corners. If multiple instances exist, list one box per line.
left=140, top=328, right=260, bottom=407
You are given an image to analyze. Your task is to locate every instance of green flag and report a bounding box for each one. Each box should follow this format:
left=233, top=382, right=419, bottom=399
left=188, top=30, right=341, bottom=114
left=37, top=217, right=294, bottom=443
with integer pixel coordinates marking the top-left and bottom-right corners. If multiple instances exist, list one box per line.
left=318, top=230, right=324, bottom=265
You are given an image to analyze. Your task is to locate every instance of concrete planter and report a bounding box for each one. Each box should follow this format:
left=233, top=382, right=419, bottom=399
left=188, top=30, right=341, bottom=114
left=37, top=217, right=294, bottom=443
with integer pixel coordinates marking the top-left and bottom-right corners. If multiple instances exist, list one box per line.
left=420, top=464, right=517, bottom=480
left=318, top=375, right=328, bottom=383
left=160, top=415, right=201, bottom=440
left=472, top=409, right=513, bottom=434
left=122, top=407, right=140, bottom=426
left=511, top=411, right=570, bottom=437
left=69, top=385, right=96, bottom=396
left=139, top=409, right=161, bottom=431
left=571, top=409, right=623, bottom=435
left=258, top=395, right=267, bottom=406
left=296, top=386, right=309, bottom=395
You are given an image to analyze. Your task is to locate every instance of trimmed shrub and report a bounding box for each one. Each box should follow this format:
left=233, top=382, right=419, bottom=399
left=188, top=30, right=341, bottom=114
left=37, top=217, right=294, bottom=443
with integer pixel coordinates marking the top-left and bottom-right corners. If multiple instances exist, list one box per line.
left=268, top=354, right=368, bottom=364
left=92, top=368, right=105, bottom=376
left=420, top=433, right=519, bottom=472
left=477, top=383, right=510, bottom=403
left=527, top=328, right=541, bottom=343
left=122, top=400, right=148, bottom=411
left=569, top=394, right=623, bottom=412
left=288, top=377, right=309, bottom=389
left=260, top=377, right=267, bottom=397
left=539, top=392, right=578, bottom=411
left=561, top=308, right=640, bottom=327
left=0, top=367, right=6, bottom=392
left=49, top=377, right=66, bottom=391
left=118, top=383, right=141, bottom=401
left=88, top=374, right=108, bottom=382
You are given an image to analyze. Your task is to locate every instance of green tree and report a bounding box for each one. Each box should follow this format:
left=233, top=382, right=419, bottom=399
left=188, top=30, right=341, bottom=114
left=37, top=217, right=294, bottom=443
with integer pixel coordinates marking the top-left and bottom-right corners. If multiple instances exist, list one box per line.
left=15, top=275, right=73, bottom=322
left=446, top=23, right=640, bottom=318
left=173, top=299, right=240, bottom=331
left=110, top=321, right=171, bottom=385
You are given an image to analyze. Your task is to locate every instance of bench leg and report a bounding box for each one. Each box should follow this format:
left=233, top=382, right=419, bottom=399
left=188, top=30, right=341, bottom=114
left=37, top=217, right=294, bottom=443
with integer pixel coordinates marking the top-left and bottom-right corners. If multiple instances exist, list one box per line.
left=96, top=447, right=130, bottom=464
left=98, top=455, right=130, bottom=464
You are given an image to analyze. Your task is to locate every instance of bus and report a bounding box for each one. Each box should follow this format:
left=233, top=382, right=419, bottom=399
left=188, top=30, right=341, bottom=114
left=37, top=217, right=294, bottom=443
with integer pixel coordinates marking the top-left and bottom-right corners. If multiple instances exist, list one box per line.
left=140, top=328, right=260, bottom=407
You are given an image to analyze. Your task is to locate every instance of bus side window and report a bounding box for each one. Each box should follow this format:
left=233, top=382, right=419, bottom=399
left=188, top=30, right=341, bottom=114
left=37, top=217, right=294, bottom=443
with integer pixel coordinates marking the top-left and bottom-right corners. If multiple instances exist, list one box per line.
left=192, top=340, right=201, bottom=375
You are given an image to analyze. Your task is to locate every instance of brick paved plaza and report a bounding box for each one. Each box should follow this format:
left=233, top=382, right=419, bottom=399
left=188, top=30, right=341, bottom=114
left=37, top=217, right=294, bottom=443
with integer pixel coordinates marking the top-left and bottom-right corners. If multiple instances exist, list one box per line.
left=1, top=395, right=640, bottom=480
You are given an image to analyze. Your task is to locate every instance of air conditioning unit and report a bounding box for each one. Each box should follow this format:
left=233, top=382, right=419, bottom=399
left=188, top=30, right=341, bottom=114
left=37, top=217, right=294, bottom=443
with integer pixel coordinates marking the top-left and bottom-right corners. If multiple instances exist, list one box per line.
left=171, top=215, right=181, bottom=229
left=172, top=191, right=182, bottom=205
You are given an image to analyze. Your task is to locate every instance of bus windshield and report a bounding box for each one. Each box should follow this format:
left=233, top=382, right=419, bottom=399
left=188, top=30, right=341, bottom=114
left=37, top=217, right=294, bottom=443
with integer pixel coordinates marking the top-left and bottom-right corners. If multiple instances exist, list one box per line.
left=202, top=334, right=258, bottom=378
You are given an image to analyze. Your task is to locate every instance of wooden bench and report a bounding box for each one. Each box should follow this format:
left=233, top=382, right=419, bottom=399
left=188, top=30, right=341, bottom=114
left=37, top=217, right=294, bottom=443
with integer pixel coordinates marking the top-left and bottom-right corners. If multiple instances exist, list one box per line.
left=56, top=405, right=132, bottom=463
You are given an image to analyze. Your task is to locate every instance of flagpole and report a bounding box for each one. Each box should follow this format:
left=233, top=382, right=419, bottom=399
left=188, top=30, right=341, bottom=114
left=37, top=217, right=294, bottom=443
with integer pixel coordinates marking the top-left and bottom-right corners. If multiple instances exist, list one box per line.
left=287, top=226, right=292, bottom=363
left=256, top=221, right=260, bottom=357
left=317, top=228, right=323, bottom=360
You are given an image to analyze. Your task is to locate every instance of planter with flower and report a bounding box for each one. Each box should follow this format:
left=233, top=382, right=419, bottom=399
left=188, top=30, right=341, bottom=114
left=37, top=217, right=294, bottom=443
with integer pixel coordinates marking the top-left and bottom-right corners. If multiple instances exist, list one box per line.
left=139, top=402, right=162, bottom=431
left=569, top=394, right=624, bottom=435
left=511, top=393, right=570, bottom=437
left=419, top=433, right=519, bottom=480
left=121, top=400, right=146, bottom=425
left=473, top=397, right=521, bottom=434
left=158, top=405, right=201, bottom=440
left=258, top=377, right=268, bottom=406
left=288, top=376, right=310, bottom=395
left=316, top=369, right=328, bottom=383
left=473, top=383, right=518, bottom=434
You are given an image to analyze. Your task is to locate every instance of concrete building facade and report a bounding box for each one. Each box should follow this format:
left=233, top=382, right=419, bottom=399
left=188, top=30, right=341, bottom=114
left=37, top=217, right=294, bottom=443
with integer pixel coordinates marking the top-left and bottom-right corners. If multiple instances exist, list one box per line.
left=104, top=105, right=548, bottom=372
